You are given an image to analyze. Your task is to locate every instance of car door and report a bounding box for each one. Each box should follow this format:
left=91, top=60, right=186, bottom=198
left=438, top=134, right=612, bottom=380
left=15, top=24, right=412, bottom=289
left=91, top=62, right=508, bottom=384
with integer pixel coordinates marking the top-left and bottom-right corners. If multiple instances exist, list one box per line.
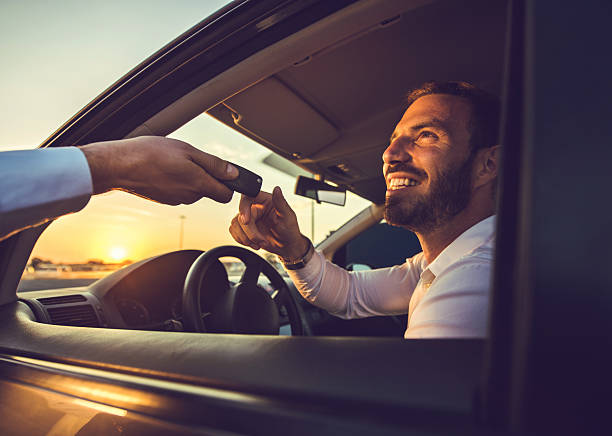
left=0, top=2, right=487, bottom=434
left=3, top=0, right=608, bottom=434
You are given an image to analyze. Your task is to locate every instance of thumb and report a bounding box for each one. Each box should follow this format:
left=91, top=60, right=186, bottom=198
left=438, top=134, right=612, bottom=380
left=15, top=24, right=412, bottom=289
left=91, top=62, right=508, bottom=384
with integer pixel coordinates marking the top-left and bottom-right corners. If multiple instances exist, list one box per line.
left=272, top=186, right=293, bottom=216
left=189, top=148, right=239, bottom=180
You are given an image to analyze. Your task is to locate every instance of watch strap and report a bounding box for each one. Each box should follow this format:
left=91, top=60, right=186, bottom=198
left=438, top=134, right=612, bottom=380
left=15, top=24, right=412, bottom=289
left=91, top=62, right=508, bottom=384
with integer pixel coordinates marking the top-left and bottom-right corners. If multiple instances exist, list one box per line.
left=280, top=238, right=314, bottom=270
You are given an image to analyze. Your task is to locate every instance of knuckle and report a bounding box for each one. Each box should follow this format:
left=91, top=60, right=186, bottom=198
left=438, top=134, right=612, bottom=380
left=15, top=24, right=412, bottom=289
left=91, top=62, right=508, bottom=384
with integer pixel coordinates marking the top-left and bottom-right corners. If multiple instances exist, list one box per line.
left=196, top=178, right=211, bottom=193
left=182, top=191, right=200, bottom=204
left=206, top=154, right=226, bottom=176
left=217, top=159, right=229, bottom=174
left=217, top=190, right=233, bottom=204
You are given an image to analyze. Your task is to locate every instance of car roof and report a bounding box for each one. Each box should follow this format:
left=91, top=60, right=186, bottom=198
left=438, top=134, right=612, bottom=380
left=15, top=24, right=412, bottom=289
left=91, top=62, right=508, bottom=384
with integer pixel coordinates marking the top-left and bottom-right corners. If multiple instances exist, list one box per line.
left=39, top=0, right=507, bottom=204
left=206, top=0, right=507, bottom=203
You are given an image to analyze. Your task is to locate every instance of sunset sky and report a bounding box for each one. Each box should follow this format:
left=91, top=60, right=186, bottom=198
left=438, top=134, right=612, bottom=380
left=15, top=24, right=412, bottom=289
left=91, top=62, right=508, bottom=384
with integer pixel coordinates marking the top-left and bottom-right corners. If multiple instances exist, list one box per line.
left=1, top=0, right=370, bottom=264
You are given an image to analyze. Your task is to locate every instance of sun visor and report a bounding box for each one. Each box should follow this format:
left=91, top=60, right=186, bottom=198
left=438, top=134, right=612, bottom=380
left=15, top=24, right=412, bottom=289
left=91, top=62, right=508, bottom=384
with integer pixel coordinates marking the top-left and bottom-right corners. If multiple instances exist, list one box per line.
left=223, top=77, right=338, bottom=158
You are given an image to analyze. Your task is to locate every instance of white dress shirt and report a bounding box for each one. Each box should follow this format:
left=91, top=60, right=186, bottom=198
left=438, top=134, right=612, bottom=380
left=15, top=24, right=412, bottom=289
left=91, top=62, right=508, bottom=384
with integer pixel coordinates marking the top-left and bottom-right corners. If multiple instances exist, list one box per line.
left=0, top=147, right=93, bottom=241
left=287, top=216, right=495, bottom=338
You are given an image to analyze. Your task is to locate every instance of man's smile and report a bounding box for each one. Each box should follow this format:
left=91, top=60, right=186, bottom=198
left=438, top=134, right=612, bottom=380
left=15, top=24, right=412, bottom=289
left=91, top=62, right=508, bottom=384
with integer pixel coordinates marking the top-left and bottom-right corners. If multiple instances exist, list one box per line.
left=387, top=177, right=421, bottom=191
left=384, top=162, right=428, bottom=194
left=385, top=170, right=426, bottom=195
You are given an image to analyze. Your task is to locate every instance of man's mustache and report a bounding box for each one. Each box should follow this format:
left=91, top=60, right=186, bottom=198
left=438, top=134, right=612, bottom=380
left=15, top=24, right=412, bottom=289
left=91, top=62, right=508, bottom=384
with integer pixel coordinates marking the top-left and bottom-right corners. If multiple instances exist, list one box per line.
left=385, top=164, right=427, bottom=180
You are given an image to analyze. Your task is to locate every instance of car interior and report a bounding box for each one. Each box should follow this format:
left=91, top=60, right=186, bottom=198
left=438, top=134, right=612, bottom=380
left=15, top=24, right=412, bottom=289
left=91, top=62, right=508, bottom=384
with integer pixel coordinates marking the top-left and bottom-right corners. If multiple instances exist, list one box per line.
left=6, top=0, right=582, bottom=434
left=10, top=0, right=507, bottom=334
left=8, top=0, right=507, bottom=333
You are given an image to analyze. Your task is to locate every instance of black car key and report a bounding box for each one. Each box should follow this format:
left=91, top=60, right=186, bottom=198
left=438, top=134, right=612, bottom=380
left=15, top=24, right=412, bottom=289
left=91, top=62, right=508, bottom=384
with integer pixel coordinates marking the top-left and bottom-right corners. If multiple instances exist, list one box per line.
left=222, top=163, right=263, bottom=198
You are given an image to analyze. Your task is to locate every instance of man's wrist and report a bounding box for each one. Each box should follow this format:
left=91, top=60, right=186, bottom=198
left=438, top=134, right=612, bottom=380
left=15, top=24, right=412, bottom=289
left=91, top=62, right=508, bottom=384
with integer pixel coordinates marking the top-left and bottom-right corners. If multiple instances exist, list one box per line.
left=278, top=235, right=309, bottom=262
left=80, top=143, right=116, bottom=194
left=279, top=236, right=314, bottom=270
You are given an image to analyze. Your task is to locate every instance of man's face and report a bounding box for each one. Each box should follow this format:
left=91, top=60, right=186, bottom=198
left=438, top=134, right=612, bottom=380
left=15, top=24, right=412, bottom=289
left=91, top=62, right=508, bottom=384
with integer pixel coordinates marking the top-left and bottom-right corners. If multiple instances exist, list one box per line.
left=382, top=94, right=475, bottom=233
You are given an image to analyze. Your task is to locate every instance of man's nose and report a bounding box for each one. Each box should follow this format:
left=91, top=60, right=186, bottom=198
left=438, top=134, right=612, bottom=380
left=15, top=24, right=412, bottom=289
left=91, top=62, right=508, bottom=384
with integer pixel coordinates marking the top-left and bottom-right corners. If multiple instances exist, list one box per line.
left=382, top=137, right=411, bottom=165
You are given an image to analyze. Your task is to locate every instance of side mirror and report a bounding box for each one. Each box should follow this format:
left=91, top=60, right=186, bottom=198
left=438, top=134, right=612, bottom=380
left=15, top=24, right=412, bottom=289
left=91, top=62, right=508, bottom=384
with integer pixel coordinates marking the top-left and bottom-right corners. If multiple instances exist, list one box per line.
left=294, top=176, right=346, bottom=206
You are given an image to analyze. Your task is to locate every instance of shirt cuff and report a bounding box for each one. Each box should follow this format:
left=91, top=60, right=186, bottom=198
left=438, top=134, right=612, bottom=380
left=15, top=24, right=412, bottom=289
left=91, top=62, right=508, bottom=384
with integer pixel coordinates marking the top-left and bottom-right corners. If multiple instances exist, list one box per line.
left=286, top=248, right=324, bottom=283
left=0, top=147, right=93, bottom=238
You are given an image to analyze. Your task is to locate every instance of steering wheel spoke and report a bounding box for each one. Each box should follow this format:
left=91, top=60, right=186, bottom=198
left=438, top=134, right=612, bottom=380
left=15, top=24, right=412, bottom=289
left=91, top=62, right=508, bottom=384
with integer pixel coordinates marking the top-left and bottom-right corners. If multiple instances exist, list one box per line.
left=240, top=262, right=262, bottom=286
left=182, top=246, right=306, bottom=335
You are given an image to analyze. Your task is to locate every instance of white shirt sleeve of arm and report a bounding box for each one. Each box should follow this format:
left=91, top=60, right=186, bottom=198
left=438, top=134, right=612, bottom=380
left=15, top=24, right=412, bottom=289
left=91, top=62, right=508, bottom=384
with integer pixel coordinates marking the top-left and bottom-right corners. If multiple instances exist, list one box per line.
left=0, top=147, right=93, bottom=241
left=287, top=250, right=423, bottom=319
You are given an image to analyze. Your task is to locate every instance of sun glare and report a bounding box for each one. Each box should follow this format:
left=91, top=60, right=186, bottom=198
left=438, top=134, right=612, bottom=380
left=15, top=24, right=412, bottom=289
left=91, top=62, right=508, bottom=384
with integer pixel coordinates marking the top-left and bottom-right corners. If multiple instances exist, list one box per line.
left=109, top=246, right=127, bottom=262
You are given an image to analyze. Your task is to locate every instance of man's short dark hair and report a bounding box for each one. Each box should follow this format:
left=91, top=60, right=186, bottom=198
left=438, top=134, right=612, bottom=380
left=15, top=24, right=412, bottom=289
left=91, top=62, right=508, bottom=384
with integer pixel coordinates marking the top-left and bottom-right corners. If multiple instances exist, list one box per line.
left=406, top=81, right=501, bottom=152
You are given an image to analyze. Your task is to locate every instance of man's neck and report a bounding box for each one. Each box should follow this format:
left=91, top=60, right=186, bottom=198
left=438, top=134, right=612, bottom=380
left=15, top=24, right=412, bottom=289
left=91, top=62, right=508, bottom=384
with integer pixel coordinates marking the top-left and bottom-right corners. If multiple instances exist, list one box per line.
left=415, top=209, right=494, bottom=264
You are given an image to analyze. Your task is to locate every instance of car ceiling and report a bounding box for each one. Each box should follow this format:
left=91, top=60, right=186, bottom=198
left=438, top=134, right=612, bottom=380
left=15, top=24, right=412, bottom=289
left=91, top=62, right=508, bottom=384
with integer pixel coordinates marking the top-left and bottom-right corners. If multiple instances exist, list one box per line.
left=207, top=0, right=507, bottom=203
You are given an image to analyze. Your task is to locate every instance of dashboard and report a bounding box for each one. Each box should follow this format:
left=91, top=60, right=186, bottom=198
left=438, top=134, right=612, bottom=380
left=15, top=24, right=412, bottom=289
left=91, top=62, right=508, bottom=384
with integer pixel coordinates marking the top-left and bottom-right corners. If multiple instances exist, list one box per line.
left=18, top=250, right=319, bottom=333
left=18, top=248, right=405, bottom=337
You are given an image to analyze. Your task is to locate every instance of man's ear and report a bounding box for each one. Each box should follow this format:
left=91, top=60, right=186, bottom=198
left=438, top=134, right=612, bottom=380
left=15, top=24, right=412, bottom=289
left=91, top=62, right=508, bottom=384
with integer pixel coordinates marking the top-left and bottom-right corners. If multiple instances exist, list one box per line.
left=472, top=145, right=500, bottom=189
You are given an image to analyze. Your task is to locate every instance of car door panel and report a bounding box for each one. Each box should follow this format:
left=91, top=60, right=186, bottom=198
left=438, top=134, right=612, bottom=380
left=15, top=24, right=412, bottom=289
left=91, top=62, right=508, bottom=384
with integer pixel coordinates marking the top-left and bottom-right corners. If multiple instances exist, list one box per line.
left=0, top=302, right=483, bottom=434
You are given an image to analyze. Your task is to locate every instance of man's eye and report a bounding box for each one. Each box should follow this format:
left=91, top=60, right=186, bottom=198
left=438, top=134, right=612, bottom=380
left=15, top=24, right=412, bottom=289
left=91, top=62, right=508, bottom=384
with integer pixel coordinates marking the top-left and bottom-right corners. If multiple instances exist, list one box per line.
left=415, top=131, right=438, bottom=143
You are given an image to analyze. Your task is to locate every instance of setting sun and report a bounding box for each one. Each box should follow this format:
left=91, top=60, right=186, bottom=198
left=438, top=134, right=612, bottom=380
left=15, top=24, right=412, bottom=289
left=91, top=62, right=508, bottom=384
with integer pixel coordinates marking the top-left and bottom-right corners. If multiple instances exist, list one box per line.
left=109, top=246, right=127, bottom=262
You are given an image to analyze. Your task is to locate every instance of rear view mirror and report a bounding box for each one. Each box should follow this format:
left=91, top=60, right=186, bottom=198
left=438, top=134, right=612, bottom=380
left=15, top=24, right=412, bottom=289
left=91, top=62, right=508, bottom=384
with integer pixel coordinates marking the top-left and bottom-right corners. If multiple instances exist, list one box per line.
left=294, top=176, right=346, bottom=206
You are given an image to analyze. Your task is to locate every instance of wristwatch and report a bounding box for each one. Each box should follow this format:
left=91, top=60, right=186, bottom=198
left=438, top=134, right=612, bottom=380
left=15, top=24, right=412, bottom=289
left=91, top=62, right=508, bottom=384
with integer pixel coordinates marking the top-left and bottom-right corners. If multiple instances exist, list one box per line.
left=280, top=237, right=315, bottom=270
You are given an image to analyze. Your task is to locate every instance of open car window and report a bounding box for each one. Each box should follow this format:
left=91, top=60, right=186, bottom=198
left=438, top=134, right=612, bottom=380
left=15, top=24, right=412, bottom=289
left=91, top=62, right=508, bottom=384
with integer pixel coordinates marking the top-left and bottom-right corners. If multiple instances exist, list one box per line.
left=19, top=113, right=369, bottom=291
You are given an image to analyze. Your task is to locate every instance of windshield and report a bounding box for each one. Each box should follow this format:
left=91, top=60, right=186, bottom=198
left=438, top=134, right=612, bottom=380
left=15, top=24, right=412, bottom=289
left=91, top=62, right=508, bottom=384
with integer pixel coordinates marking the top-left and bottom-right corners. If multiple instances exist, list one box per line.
left=19, top=113, right=370, bottom=291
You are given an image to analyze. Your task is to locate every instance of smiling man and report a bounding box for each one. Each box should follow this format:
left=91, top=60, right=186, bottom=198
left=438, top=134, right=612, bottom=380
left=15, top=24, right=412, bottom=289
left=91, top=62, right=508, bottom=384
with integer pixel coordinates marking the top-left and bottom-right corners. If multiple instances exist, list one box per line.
left=230, top=81, right=500, bottom=338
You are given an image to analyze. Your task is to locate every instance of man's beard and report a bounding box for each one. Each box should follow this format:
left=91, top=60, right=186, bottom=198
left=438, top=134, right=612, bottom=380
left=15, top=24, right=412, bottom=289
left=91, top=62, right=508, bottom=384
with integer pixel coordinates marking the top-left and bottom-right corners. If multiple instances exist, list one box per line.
left=384, top=155, right=474, bottom=234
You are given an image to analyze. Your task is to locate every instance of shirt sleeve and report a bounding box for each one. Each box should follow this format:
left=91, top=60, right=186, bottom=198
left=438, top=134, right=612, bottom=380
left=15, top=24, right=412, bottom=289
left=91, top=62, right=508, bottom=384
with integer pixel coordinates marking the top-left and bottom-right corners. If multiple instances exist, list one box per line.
left=405, top=259, right=491, bottom=338
left=0, top=147, right=93, bottom=241
left=286, top=250, right=424, bottom=319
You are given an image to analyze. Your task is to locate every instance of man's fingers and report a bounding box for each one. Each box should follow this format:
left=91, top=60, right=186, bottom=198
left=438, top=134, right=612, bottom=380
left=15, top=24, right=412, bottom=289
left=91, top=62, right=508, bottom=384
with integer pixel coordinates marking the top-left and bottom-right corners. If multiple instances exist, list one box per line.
left=189, top=148, right=239, bottom=181
left=239, top=208, right=267, bottom=246
left=229, top=217, right=247, bottom=245
left=272, top=186, right=293, bottom=216
left=239, top=194, right=254, bottom=224
left=230, top=216, right=260, bottom=250
left=239, top=191, right=271, bottom=224
left=193, top=170, right=234, bottom=203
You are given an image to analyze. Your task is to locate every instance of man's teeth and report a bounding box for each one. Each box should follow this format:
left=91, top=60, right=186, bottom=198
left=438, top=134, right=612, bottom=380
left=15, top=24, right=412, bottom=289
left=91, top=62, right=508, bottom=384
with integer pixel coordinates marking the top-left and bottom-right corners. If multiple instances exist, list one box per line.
left=388, top=178, right=419, bottom=190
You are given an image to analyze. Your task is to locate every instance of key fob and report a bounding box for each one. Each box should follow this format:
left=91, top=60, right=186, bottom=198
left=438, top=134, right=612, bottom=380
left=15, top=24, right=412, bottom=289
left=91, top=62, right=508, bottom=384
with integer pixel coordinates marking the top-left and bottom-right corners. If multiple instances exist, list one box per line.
left=222, top=163, right=263, bottom=198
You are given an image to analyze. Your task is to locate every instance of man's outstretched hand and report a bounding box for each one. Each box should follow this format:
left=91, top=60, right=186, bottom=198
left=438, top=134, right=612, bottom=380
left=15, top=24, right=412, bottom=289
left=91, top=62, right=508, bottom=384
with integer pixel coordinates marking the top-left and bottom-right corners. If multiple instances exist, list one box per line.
left=229, top=186, right=308, bottom=260
left=81, top=136, right=239, bottom=205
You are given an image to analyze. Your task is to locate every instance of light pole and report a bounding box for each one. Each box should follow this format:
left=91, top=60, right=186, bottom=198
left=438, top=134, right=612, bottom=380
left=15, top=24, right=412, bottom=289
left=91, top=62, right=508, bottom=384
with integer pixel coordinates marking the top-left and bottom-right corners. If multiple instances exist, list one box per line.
left=311, top=200, right=315, bottom=242
left=179, top=215, right=186, bottom=249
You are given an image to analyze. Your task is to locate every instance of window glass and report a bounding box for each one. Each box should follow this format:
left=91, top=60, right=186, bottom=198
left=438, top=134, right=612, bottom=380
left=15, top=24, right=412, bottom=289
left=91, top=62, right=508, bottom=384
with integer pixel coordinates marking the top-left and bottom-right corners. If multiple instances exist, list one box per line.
left=333, top=222, right=421, bottom=270
left=19, top=113, right=370, bottom=291
left=0, top=0, right=231, bottom=150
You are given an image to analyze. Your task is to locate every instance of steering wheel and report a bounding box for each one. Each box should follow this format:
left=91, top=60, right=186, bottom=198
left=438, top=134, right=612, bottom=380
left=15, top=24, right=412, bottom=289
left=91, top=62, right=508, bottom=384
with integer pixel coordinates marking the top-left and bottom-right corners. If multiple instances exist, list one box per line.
left=182, top=245, right=307, bottom=335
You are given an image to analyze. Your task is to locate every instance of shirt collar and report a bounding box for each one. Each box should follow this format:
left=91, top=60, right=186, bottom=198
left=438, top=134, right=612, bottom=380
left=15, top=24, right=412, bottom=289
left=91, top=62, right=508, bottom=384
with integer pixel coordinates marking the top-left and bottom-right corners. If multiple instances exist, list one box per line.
left=424, top=215, right=496, bottom=279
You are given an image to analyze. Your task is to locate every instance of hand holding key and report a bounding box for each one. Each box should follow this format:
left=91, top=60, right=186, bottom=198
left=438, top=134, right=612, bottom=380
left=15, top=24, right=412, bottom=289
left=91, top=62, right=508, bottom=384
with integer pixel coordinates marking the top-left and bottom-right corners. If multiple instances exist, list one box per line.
left=80, top=136, right=261, bottom=205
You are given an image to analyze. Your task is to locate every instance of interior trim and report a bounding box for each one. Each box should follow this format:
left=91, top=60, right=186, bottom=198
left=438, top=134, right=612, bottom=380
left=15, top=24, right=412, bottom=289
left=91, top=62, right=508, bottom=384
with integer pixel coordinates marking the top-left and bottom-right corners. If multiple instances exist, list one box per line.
left=126, top=0, right=434, bottom=140
left=0, top=224, right=49, bottom=306
left=0, top=301, right=483, bottom=419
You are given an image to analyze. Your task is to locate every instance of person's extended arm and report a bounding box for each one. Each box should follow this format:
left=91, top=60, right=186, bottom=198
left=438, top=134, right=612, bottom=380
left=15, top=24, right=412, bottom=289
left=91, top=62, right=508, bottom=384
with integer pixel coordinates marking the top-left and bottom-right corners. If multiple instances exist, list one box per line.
left=286, top=248, right=421, bottom=318
left=0, top=136, right=238, bottom=241
left=228, top=187, right=420, bottom=318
